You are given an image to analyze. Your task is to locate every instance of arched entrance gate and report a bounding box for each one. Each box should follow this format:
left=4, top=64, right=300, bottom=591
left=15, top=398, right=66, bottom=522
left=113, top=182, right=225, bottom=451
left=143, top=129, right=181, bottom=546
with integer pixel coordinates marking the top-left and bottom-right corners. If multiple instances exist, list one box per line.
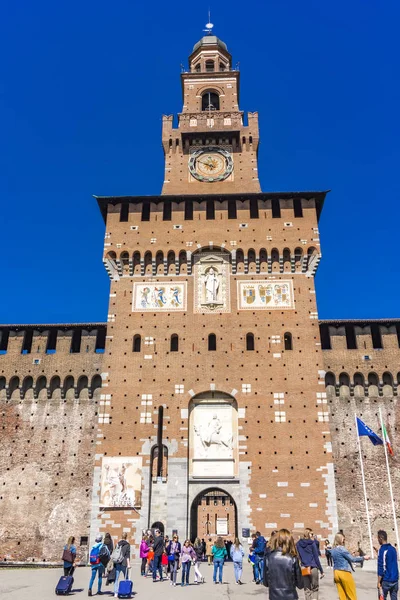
left=190, top=488, right=237, bottom=541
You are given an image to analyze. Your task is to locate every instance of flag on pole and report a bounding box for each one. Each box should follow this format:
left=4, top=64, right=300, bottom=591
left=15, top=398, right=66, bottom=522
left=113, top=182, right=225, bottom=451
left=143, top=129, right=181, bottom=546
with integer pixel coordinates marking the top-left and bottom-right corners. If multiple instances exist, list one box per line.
left=356, top=417, right=383, bottom=446
left=382, top=423, right=394, bottom=456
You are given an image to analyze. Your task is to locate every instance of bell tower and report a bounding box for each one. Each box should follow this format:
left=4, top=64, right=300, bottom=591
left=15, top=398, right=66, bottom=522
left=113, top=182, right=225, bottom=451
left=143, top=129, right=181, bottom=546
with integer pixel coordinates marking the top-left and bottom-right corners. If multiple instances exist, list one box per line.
left=162, top=31, right=261, bottom=195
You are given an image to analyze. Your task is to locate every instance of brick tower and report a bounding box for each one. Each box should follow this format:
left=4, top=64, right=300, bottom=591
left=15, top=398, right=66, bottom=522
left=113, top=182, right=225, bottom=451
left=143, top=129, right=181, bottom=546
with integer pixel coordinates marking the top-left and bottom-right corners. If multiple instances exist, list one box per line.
left=93, top=31, right=338, bottom=550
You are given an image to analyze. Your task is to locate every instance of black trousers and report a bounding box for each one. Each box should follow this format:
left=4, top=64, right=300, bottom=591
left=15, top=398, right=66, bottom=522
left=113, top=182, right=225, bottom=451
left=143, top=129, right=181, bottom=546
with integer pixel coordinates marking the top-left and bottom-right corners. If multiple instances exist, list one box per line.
left=63, top=566, right=75, bottom=577
left=141, top=557, right=147, bottom=574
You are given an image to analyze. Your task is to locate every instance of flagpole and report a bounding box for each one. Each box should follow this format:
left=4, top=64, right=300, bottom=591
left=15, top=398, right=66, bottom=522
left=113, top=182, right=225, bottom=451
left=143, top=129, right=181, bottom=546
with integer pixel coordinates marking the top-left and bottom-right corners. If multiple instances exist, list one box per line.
left=355, top=413, right=375, bottom=557
left=379, top=407, right=400, bottom=553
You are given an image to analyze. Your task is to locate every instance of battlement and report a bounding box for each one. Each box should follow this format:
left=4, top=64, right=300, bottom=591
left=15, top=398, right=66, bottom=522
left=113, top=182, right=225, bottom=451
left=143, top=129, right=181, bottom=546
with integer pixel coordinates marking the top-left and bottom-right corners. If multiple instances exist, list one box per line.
left=319, top=319, right=400, bottom=351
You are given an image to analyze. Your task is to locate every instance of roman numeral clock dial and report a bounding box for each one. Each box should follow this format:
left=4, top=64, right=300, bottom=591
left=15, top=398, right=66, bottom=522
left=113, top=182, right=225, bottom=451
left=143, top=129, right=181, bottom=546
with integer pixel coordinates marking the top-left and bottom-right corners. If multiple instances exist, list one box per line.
left=189, top=147, right=233, bottom=182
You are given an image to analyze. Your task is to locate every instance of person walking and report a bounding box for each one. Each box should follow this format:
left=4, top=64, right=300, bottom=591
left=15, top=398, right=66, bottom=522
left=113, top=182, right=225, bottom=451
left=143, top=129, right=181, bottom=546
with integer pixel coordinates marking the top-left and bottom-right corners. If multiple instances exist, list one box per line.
left=377, top=529, right=399, bottom=600
left=201, top=538, right=206, bottom=560
left=296, top=528, right=324, bottom=599
left=193, top=537, right=204, bottom=583
left=331, top=532, right=369, bottom=599
left=140, top=534, right=149, bottom=577
left=180, top=539, right=196, bottom=586
left=62, top=536, right=77, bottom=577
left=211, top=536, right=228, bottom=584
left=324, top=539, right=333, bottom=569
left=252, top=531, right=267, bottom=584
left=263, top=528, right=303, bottom=600
left=152, top=528, right=165, bottom=582
left=88, top=535, right=106, bottom=597
left=112, top=532, right=131, bottom=598
left=230, top=537, right=244, bottom=584
left=206, top=537, right=213, bottom=565
left=167, top=534, right=181, bottom=586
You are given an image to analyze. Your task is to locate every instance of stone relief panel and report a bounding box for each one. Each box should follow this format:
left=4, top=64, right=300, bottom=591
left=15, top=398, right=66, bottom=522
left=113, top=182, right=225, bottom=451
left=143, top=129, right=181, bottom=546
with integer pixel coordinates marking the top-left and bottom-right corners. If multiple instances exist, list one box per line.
left=193, top=252, right=231, bottom=313
left=132, top=282, right=187, bottom=312
left=237, top=280, right=294, bottom=310
left=100, top=456, right=142, bottom=508
left=189, top=398, right=238, bottom=479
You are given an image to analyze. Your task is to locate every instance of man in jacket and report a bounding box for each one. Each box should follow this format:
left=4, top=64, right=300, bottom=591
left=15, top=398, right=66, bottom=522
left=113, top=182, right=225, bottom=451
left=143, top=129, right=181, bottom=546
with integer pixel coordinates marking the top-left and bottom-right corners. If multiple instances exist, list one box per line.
left=296, top=529, right=324, bottom=600
left=252, top=531, right=267, bottom=584
left=152, top=529, right=165, bottom=582
left=377, top=530, right=399, bottom=599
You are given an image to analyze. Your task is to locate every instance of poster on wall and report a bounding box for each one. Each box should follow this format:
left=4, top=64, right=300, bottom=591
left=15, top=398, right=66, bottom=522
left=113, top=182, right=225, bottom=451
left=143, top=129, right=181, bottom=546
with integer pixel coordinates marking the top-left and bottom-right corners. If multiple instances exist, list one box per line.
left=237, top=280, right=294, bottom=310
left=217, top=518, right=228, bottom=535
left=100, top=457, right=142, bottom=508
left=132, top=282, right=187, bottom=312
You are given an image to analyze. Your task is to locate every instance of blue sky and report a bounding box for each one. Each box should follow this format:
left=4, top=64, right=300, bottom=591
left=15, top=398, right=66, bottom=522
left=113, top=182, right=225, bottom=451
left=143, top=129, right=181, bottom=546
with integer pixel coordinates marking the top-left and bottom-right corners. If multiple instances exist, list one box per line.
left=1, top=0, right=399, bottom=324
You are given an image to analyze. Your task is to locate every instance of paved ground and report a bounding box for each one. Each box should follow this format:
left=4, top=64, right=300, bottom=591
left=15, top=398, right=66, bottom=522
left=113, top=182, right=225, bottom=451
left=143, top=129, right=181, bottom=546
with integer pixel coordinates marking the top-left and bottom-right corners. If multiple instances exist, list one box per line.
left=0, top=560, right=379, bottom=599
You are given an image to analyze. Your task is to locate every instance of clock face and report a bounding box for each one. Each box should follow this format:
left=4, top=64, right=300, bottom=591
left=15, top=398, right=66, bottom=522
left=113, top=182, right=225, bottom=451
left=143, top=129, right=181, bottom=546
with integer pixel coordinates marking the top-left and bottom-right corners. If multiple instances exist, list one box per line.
left=188, top=147, right=233, bottom=182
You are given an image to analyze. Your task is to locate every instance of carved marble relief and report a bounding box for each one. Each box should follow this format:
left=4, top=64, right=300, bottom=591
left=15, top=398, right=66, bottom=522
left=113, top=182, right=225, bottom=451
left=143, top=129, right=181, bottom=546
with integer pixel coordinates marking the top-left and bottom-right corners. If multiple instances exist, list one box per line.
left=132, top=282, right=187, bottom=312
left=237, top=280, right=294, bottom=310
left=193, top=252, right=230, bottom=313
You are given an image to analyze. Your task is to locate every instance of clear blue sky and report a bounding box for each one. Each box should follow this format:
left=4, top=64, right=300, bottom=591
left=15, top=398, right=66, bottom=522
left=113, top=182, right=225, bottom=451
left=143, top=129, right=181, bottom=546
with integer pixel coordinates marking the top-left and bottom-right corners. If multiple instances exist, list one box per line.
left=1, top=1, right=399, bottom=324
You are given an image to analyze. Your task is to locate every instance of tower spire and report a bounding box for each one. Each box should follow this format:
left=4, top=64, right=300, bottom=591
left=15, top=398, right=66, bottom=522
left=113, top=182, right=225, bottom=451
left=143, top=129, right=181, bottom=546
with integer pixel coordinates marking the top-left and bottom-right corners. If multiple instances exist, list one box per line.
left=204, top=10, right=214, bottom=35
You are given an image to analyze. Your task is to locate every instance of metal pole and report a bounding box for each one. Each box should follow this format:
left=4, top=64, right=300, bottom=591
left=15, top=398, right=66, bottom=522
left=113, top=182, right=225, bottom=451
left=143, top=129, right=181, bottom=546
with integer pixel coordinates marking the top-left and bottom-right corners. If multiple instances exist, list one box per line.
left=379, top=407, right=400, bottom=552
left=355, top=413, right=375, bottom=557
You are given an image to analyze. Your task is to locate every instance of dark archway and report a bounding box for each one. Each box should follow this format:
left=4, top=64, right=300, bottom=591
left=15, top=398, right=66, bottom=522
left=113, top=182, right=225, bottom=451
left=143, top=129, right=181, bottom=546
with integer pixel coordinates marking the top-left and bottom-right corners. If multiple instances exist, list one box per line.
left=151, top=521, right=165, bottom=535
left=190, top=488, right=237, bottom=542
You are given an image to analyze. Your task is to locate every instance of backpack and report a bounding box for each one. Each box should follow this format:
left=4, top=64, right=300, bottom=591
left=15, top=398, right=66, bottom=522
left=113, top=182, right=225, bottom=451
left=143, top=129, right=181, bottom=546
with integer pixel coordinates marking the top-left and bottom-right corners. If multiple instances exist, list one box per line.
left=90, top=544, right=101, bottom=565
left=99, top=544, right=110, bottom=567
left=111, top=543, right=124, bottom=564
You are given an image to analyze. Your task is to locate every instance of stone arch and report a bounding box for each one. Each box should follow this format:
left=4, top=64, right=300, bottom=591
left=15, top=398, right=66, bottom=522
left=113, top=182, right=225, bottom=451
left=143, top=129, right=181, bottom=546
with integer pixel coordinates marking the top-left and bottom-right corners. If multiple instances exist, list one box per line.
left=156, top=251, right=164, bottom=275
left=35, top=375, right=47, bottom=399
left=49, top=375, right=61, bottom=399
left=22, top=376, right=34, bottom=399
left=189, top=486, right=238, bottom=542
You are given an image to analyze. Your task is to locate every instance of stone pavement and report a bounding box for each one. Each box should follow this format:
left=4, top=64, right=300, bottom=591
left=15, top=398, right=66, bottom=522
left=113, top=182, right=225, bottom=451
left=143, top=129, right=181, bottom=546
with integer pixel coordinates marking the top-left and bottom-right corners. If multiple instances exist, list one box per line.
left=0, top=561, right=379, bottom=599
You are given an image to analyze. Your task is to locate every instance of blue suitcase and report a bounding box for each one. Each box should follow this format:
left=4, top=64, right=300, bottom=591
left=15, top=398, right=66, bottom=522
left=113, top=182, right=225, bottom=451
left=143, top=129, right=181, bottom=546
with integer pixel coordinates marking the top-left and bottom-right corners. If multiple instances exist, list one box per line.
left=55, top=575, right=74, bottom=595
left=118, top=578, right=133, bottom=598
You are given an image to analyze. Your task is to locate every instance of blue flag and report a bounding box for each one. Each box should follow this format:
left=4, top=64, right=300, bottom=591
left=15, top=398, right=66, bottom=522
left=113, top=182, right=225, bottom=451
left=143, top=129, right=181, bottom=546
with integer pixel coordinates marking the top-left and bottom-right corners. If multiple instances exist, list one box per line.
left=356, top=417, right=383, bottom=446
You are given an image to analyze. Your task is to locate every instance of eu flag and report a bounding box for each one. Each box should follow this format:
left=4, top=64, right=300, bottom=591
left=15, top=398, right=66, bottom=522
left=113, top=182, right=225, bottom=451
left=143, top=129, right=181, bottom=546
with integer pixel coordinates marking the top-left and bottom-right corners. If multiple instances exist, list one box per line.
left=356, top=417, right=383, bottom=446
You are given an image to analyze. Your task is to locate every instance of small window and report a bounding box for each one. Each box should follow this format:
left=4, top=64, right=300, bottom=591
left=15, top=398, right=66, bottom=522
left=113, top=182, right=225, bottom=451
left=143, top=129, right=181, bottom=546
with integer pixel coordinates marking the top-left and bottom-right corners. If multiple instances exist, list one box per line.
left=228, top=199, right=237, bottom=219
left=133, top=334, right=141, bottom=352
left=284, top=332, right=293, bottom=351
left=246, top=333, right=255, bottom=351
left=219, top=62, right=226, bottom=71
left=202, top=91, right=220, bottom=111
left=170, top=334, right=179, bottom=352
left=142, top=202, right=150, bottom=221
left=205, top=60, right=215, bottom=72
left=206, top=199, right=215, bottom=220
left=120, top=203, right=129, bottom=222
left=195, top=63, right=201, bottom=72
left=185, top=199, right=193, bottom=220
left=208, top=334, right=217, bottom=351
left=163, top=202, right=172, bottom=221
left=79, top=536, right=89, bottom=547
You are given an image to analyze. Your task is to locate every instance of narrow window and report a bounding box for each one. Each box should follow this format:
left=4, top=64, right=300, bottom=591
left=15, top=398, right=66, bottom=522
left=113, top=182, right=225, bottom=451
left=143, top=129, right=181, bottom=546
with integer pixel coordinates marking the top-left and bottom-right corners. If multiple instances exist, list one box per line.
left=219, top=62, right=226, bottom=71
left=70, top=329, right=82, bottom=353
left=141, top=202, right=150, bottom=221
left=46, top=329, right=57, bottom=354
left=133, top=334, right=141, bottom=352
left=22, top=330, right=33, bottom=354
left=163, top=202, right=172, bottom=221
left=170, top=334, right=179, bottom=352
left=345, top=325, right=357, bottom=350
left=206, top=199, right=215, bottom=220
left=120, top=203, right=129, bottom=222
left=271, top=198, right=281, bottom=218
left=249, top=198, right=259, bottom=219
left=208, top=334, right=217, bottom=351
left=293, top=198, right=303, bottom=218
left=185, top=199, right=193, bottom=220
left=95, top=328, right=106, bottom=354
left=228, top=199, right=237, bottom=219
left=195, top=63, right=201, bottom=72
left=371, top=324, right=383, bottom=349
left=202, top=92, right=220, bottom=111
left=205, top=60, right=215, bottom=72
left=284, top=332, right=293, bottom=350
left=320, top=324, right=331, bottom=350
left=0, top=329, right=9, bottom=354
left=246, top=333, right=255, bottom=351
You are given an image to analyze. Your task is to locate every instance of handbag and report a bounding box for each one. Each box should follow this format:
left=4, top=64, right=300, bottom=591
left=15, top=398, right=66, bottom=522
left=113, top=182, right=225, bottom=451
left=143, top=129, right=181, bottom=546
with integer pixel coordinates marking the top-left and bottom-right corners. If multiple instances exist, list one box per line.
left=301, top=566, right=311, bottom=576
left=62, top=548, right=74, bottom=563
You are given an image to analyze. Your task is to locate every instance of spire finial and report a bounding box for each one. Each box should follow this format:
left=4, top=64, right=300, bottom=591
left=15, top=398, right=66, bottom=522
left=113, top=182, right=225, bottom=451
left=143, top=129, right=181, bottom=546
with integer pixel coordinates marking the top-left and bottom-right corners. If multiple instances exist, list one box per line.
left=204, top=10, right=214, bottom=35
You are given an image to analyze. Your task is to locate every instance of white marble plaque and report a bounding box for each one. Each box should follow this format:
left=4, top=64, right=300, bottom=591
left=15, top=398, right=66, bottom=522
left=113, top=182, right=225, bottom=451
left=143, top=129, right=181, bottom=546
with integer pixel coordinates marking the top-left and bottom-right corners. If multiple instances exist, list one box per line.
left=237, top=280, right=294, bottom=310
left=132, top=282, right=186, bottom=312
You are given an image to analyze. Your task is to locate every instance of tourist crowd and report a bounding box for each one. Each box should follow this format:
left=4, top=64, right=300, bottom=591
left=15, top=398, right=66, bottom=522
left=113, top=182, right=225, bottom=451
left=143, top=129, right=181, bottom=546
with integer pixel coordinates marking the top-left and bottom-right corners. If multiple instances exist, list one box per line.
left=60, top=526, right=398, bottom=599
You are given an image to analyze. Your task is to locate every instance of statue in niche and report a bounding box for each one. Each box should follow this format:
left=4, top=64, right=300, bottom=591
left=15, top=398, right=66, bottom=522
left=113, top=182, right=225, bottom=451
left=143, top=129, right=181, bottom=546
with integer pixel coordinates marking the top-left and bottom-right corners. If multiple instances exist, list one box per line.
left=204, top=267, right=220, bottom=303
left=194, top=413, right=233, bottom=455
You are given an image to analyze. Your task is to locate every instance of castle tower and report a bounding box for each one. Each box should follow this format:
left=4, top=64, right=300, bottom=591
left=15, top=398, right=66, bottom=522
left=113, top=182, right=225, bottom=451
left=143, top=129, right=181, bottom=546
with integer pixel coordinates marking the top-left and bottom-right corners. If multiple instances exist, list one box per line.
left=93, top=31, right=338, bottom=549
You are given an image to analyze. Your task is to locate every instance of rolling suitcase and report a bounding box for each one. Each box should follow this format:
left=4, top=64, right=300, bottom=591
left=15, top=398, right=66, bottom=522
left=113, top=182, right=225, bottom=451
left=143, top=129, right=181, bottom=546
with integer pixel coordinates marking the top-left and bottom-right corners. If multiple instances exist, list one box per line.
left=118, top=577, right=133, bottom=598
left=55, top=575, right=74, bottom=595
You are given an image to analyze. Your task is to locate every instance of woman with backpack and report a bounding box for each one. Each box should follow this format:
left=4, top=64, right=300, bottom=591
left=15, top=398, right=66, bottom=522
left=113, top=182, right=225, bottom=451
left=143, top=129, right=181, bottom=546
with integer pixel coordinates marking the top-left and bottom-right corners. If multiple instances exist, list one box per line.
left=211, top=536, right=228, bottom=584
left=230, top=537, right=245, bottom=584
left=193, top=537, right=204, bottom=583
left=88, top=535, right=106, bottom=597
left=112, top=532, right=131, bottom=597
left=166, top=534, right=181, bottom=586
left=263, top=529, right=303, bottom=600
left=62, top=536, right=77, bottom=576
